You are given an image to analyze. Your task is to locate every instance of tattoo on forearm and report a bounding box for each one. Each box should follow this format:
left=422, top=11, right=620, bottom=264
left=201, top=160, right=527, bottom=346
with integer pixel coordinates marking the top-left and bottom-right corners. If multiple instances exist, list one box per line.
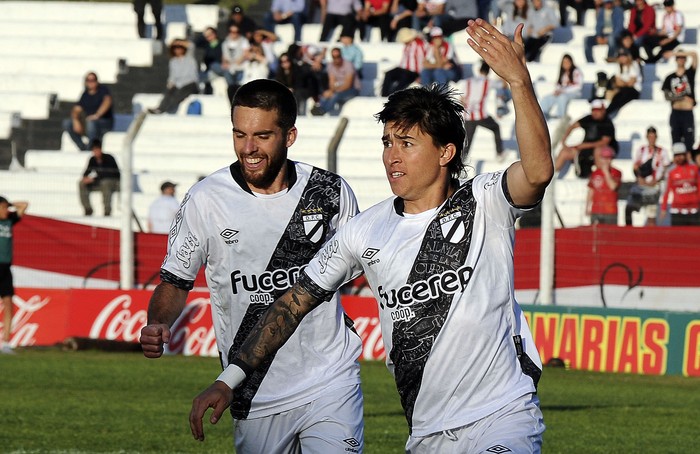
left=237, top=283, right=318, bottom=369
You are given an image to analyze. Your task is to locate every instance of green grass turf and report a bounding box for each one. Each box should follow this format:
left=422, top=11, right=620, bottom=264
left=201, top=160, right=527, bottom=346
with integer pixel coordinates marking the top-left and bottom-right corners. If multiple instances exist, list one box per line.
left=1, top=348, right=699, bottom=453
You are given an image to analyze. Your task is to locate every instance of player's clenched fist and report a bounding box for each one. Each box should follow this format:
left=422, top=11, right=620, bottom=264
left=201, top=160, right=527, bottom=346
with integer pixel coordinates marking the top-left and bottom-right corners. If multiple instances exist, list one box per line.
left=139, top=323, right=171, bottom=358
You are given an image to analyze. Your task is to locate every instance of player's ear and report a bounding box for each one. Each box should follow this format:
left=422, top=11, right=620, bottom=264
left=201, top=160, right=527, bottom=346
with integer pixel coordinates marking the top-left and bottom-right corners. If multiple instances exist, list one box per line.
left=286, top=126, right=298, bottom=148
left=439, top=143, right=457, bottom=167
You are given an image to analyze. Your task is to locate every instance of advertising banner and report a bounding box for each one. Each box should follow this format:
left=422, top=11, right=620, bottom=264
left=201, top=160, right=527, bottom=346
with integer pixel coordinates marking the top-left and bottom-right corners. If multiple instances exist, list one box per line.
left=3, top=289, right=699, bottom=377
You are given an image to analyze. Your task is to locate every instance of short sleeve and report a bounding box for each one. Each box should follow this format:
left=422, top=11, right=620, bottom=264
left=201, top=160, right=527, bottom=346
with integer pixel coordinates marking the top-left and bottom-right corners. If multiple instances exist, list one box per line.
left=303, top=220, right=364, bottom=296
left=160, top=192, right=207, bottom=287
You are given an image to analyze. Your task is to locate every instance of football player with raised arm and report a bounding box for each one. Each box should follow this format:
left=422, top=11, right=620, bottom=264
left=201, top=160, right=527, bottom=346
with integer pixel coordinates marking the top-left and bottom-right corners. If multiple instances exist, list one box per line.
left=190, top=19, right=553, bottom=453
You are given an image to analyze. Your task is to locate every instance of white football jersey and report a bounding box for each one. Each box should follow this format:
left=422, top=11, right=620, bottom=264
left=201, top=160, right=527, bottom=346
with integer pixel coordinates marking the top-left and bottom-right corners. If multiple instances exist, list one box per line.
left=162, top=160, right=362, bottom=420
left=301, top=171, right=541, bottom=437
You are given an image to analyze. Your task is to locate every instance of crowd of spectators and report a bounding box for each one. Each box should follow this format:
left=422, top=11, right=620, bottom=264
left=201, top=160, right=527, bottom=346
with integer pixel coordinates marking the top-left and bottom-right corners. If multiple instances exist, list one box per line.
left=57, top=1, right=700, bottom=225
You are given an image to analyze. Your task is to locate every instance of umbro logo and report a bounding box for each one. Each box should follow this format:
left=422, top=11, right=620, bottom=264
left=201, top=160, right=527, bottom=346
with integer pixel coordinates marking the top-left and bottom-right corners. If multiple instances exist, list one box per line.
left=220, top=228, right=239, bottom=244
left=362, top=248, right=379, bottom=259
left=343, top=438, right=360, bottom=452
left=362, top=248, right=380, bottom=266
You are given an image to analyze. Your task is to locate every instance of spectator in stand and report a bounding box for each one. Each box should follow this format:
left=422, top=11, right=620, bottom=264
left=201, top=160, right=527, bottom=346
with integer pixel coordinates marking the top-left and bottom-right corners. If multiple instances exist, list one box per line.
left=555, top=99, right=618, bottom=178
left=306, top=45, right=330, bottom=102
left=311, top=47, right=360, bottom=116
left=275, top=51, right=317, bottom=115
left=642, top=0, right=684, bottom=63
left=62, top=72, right=114, bottom=151
left=133, top=0, right=163, bottom=40
left=228, top=5, right=258, bottom=41
left=359, top=0, right=392, bottom=41
left=237, top=43, right=271, bottom=86
left=0, top=196, right=28, bottom=355
left=662, top=49, right=696, bottom=152
left=195, top=27, right=225, bottom=95
left=604, top=48, right=641, bottom=119
left=148, top=181, right=180, bottom=234
left=339, top=32, right=364, bottom=78
left=462, top=61, right=505, bottom=161
left=586, top=145, right=622, bottom=225
left=319, top=0, right=362, bottom=42
left=221, top=24, right=251, bottom=100
left=625, top=126, right=670, bottom=226
left=627, top=0, right=656, bottom=54
left=420, top=27, right=459, bottom=86
left=380, top=27, right=426, bottom=96
left=412, top=0, right=446, bottom=31
left=539, top=54, right=583, bottom=120
left=263, top=0, right=306, bottom=43
left=78, top=139, right=120, bottom=217
left=389, top=0, right=417, bottom=41
left=617, top=28, right=642, bottom=63
left=501, top=0, right=528, bottom=40
left=660, top=142, right=700, bottom=226
left=558, top=0, right=597, bottom=26
left=251, top=29, right=280, bottom=77
left=148, top=39, right=199, bottom=115
left=523, top=0, right=558, bottom=62
left=432, top=0, right=478, bottom=38
left=584, top=0, right=624, bottom=63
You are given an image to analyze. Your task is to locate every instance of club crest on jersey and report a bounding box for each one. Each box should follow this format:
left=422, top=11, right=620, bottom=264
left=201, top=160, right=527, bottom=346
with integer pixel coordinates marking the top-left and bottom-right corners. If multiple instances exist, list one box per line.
left=439, top=209, right=465, bottom=244
left=302, top=209, right=325, bottom=244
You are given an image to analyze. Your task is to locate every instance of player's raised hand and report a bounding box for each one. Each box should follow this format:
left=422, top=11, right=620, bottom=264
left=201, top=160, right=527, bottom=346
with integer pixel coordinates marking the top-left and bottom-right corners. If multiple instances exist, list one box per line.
left=139, top=323, right=171, bottom=358
left=189, top=381, right=234, bottom=441
left=465, top=19, right=530, bottom=86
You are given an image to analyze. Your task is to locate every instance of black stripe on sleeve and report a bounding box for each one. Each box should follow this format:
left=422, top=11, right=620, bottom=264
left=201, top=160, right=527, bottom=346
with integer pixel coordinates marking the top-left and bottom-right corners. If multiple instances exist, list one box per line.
left=160, top=269, right=195, bottom=291
left=297, top=270, right=335, bottom=303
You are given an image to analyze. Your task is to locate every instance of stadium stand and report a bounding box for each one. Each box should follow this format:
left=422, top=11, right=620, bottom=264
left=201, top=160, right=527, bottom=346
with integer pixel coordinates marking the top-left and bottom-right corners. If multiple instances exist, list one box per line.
left=1, top=0, right=699, bottom=230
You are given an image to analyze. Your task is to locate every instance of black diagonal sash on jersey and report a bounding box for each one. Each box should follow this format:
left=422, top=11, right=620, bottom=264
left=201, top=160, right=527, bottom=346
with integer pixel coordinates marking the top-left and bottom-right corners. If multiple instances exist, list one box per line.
left=227, top=167, right=342, bottom=419
left=390, top=180, right=476, bottom=432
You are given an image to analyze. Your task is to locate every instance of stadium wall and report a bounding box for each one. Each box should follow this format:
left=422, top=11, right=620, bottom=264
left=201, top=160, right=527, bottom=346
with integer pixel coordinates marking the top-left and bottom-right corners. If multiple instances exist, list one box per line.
left=10, top=215, right=700, bottom=311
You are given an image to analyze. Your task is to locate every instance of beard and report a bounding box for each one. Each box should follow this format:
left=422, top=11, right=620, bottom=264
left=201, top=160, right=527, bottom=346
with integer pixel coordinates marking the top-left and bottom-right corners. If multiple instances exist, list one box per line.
left=241, top=148, right=287, bottom=189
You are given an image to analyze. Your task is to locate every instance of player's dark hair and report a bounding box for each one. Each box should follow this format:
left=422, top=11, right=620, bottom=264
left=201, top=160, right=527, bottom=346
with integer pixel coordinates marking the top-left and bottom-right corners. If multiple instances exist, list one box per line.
left=374, top=84, right=466, bottom=178
left=231, top=79, right=297, bottom=132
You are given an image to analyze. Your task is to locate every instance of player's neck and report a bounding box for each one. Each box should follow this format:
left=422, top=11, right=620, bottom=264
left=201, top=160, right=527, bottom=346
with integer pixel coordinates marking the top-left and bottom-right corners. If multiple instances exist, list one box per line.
left=402, top=179, right=456, bottom=214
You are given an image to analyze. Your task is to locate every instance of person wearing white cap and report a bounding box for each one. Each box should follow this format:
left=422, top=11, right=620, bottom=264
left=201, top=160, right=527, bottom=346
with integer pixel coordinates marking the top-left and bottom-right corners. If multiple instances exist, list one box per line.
left=660, top=142, right=700, bottom=226
left=148, top=181, right=180, bottom=234
left=555, top=98, right=618, bottom=178
left=419, top=27, right=459, bottom=86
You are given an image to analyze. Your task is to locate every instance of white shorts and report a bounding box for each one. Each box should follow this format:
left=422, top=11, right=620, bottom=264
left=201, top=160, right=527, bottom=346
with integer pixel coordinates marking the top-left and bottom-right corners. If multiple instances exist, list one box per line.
left=234, top=383, right=364, bottom=454
left=405, top=393, right=545, bottom=454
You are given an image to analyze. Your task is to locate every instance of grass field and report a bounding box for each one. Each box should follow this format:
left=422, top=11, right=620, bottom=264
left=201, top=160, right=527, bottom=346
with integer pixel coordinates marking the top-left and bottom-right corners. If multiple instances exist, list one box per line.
left=2, top=348, right=699, bottom=453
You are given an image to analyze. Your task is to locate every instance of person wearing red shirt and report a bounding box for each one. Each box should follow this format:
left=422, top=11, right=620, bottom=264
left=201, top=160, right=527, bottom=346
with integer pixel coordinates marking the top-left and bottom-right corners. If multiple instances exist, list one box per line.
left=627, top=0, right=656, bottom=53
left=660, top=142, right=700, bottom=226
left=587, top=145, right=622, bottom=225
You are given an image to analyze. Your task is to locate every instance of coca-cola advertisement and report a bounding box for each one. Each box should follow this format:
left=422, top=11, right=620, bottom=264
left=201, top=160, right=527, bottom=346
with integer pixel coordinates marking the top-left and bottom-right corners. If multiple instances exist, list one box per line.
left=4, top=289, right=699, bottom=376
left=1, top=289, right=386, bottom=359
